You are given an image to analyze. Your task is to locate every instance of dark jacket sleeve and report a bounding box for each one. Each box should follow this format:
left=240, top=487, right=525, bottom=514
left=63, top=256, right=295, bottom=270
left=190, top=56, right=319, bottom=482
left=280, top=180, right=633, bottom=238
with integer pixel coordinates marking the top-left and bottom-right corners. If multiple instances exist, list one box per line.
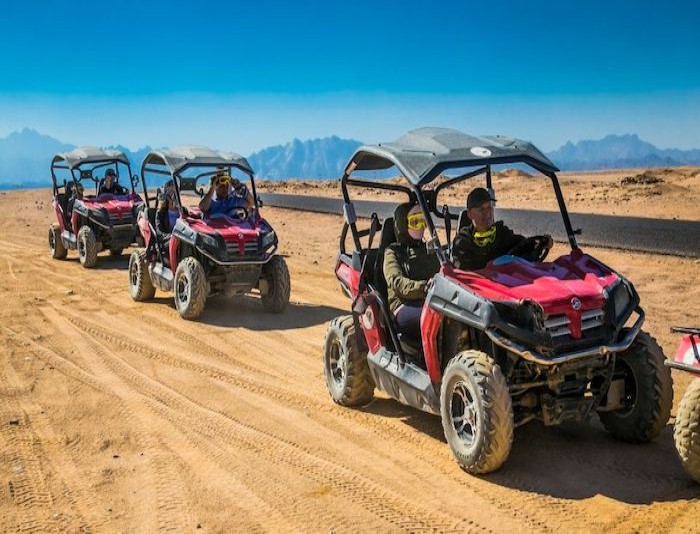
left=452, top=230, right=479, bottom=271
left=156, top=206, right=170, bottom=234
left=384, top=245, right=427, bottom=302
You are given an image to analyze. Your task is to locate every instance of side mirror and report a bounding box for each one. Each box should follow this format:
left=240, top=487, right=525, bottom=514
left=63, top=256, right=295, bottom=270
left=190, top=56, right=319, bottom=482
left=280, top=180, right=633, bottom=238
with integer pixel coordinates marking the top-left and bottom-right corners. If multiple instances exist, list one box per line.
left=131, top=174, right=140, bottom=188
left=257, top=198, right=264, bottom=208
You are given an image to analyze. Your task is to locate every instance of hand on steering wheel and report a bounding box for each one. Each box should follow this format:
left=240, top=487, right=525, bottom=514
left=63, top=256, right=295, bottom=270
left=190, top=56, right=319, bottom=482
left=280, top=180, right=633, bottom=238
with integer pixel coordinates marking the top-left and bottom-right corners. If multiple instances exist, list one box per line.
left=226, top=206, right=249, bottom=220
left=506, top=235, right=552, bottom=262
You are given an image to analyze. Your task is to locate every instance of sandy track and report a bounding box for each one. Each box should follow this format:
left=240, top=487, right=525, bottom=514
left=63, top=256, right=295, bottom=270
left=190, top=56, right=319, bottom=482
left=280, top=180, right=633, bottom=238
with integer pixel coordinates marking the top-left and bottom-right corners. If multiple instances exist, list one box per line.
left=0, top=189, right=698, bottom=532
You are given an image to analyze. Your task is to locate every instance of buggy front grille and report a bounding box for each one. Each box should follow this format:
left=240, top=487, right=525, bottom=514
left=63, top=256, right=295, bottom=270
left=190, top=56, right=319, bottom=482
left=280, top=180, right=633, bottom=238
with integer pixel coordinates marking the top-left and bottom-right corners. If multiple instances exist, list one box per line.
left=544, top=309, right=605, bottom=338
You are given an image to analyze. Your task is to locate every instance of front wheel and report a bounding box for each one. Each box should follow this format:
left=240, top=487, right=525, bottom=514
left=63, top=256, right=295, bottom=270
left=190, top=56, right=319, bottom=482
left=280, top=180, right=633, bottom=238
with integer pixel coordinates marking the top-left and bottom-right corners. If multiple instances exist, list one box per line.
left=598, top=330, right=673, bottom=442
left=323, top=315, right=374, bottom=406
left=128, top=249, right=155, bottom=302
left=49, top=224, right=67, bottom=260
left=674, top=378, right=700, bottom=483
left=78, top=226, right=98, bottom=268
left=174, top=257, right=208, bottom=320
left=260, top=256, right=290, bottom=313
left=440, top=350, right=514, bottom=474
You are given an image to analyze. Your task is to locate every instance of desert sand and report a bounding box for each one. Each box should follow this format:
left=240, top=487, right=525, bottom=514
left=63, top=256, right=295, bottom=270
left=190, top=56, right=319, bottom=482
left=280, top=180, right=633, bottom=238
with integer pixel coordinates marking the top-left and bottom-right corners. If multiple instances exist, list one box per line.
left=1, top=178, right=699, bottom=532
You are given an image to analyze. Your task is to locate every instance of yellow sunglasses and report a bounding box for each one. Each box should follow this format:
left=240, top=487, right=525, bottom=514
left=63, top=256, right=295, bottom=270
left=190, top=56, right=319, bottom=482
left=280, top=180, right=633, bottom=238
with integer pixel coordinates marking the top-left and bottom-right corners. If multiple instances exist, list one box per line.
left=216, top=175, right=232, bottom=187
left=407, top=212, right=427, bottom=230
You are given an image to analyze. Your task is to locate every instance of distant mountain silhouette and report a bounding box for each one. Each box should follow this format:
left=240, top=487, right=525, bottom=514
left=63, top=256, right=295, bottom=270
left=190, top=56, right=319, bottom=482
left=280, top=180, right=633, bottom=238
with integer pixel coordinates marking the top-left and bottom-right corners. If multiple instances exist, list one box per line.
left=547, top=133, right=700, bottom=170
left=1, top=129, right=699, bottom=189
left=248, top=136, right=363, bottom=179
left=0, top=129, right=151, bottom=188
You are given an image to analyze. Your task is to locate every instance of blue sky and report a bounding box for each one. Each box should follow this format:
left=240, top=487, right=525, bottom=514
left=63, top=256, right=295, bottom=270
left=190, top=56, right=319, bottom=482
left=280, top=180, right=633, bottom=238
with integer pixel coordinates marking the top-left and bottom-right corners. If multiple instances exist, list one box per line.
left=1, top=0, right=698, bottom=153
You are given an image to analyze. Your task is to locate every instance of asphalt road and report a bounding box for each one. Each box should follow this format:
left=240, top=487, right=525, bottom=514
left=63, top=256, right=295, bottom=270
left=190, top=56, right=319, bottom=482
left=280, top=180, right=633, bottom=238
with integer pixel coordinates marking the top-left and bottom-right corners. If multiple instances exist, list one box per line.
left=259, top=193, right=700, bottom=258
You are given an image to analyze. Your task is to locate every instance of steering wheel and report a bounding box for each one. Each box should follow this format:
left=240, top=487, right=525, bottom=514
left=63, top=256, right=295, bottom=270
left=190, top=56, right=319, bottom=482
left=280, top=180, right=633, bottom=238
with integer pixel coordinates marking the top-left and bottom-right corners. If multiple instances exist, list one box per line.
left=226, top=206, right=249, bottom=220
left=506, top=235, right=551, bottom=262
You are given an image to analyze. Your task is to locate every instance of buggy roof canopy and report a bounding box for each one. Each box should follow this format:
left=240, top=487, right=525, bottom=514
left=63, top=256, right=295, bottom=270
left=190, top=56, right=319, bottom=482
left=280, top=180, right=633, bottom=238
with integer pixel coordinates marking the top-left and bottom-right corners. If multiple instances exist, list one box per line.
left=143, top=145, right=254, bottom=176
left=52, top=146, right=130, bottom=170
left=346, top=127, right=559, bottom=186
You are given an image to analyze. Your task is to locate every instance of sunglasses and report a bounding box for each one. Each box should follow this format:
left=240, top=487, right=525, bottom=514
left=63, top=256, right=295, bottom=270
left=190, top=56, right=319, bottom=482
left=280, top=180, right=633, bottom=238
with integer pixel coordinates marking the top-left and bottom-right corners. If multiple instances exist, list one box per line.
left=216, top=175, right=232, bottom=187
left=406, top=212, right=427, bottom=231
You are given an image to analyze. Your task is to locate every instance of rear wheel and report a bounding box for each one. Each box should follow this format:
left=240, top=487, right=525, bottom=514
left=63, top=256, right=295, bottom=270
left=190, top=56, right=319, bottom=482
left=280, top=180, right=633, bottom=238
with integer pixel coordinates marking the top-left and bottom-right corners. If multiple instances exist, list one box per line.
left=174, top=257, right=208, bottom=320
left=128, top=249, right=155, bottom=302
left=598, top=330, right=673, bottom=442
left=323, top=315, right=374, bottom=406
left=673, top=378, right=700, bottom=483
left=440, top=350, right=514, bottom=474
left=49, top=224, right=67, bottom=260
left=260, top=255, right=290, bottom=313
left=78, top=226, right=98, bottom=268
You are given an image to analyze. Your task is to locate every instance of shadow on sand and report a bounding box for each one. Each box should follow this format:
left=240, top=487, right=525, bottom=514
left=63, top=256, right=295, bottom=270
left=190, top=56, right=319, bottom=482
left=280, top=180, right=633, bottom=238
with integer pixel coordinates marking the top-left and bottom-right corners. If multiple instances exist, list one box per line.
left=360, top=397, right=699, bottom=504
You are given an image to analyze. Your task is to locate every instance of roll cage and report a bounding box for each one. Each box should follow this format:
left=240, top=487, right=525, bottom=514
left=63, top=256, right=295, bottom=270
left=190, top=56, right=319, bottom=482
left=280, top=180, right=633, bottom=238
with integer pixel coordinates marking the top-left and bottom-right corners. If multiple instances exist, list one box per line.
left=139, top=146, right=257, bottom=217
left=51, top=146, right=137, bottom=197
left=340, top=127, right=579, bottom=264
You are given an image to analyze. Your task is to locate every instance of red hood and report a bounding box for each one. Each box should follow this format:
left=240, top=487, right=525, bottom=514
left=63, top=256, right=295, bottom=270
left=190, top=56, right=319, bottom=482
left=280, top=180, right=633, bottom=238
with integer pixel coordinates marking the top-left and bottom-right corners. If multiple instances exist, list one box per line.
left=448, top=251, right=617, bottom=316
left=82, top=193, right=142, bottom=216
left=187, top=216, right=260, bottom=240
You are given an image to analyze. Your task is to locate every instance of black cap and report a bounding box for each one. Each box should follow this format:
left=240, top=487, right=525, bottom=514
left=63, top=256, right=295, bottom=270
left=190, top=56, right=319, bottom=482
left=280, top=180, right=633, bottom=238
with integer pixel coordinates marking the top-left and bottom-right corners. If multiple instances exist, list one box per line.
left=105, top=168, right=116, bottom=177
left=467, top=187, right=496, bottom=209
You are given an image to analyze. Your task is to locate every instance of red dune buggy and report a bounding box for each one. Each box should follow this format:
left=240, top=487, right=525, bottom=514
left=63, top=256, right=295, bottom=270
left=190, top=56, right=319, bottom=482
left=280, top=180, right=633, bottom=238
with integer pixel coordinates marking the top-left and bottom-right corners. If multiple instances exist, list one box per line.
left=49, top=146, right=143, bottom=267
left=324, top=127, right=672, bottom=473
left=667, top=327, right=700, bottom=482
left=128, top=146, right=289, bottom=320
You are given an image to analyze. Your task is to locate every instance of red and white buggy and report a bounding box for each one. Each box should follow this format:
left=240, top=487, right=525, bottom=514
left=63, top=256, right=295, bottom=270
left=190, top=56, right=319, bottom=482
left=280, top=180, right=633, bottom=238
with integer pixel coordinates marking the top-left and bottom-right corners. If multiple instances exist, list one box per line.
left=323, top=128, right=673, bottom=473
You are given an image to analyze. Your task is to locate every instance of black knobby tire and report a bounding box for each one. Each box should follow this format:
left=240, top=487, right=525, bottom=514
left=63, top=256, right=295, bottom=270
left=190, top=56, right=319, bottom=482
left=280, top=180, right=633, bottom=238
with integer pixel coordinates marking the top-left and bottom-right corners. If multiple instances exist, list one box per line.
left=110, top=248, right=124, bottom=257
left=49, top=223, right=67, bottom=260
left=78, top=226, right=98, bottom=268
left=673, top=378, right=700, bottom=483
left=261, top=255, right=291, bottom=313
left=323, top=315, right=374, bottom=406
left=440, top=350, right=514, bottom=474
left=174, top=257, right=208, bottom=320
left=598, top=330, right=673, bottom=442
left=128, top=249, right=156, bottom=302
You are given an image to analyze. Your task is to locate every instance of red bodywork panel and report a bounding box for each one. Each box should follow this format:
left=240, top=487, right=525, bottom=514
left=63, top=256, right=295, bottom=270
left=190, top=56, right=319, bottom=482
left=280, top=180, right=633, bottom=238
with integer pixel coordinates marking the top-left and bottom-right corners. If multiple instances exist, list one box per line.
left=674, top=333, right=700, bottom=372
left=188, top=215, right=259, bottom=252
left=68, top=193, right=143, bottom=236
left=336, top=248, right=621, bottom=384
left=52, top=200, right=66, bottom=232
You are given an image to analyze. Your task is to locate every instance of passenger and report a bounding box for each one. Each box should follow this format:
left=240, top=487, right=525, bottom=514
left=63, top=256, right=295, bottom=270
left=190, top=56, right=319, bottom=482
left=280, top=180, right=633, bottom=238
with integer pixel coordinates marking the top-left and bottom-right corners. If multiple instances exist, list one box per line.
left=451, top=187, right=553, bottom=271
left=66, top=182, right=84, bottom=222
left=198, top=173, right=254, bottom=216
left=98, top=168, right=127, bottom=195
left=383, top=203, right=440, bottom=336
left=156, top=181, right=179, bottom=236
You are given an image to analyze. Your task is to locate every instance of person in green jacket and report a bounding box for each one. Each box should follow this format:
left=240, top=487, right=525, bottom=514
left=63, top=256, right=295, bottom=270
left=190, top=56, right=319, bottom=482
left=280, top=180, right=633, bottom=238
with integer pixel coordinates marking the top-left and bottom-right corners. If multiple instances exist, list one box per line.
left=383, top=202, right=440, bottom=335
left=452, top=187, right=552, bottom=271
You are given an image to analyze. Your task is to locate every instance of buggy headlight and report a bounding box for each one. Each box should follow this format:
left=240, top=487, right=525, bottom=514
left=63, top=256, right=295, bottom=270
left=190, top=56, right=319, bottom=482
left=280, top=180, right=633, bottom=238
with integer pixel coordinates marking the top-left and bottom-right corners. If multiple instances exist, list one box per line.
left=261, top=231, right=276, bottom=250
left=198, top=232, right=219, bottom=250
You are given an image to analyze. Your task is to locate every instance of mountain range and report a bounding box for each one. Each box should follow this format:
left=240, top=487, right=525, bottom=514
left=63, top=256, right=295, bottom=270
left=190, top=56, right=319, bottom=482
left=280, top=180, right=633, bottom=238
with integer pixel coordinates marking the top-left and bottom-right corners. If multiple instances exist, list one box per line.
left=1, top=128, right=699, bottom=189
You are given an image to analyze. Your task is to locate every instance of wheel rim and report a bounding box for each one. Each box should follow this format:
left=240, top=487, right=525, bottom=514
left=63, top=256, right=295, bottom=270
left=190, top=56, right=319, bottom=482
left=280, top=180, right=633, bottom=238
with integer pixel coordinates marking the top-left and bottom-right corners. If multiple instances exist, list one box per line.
left=176, top=273, right=190, bottom=306
left=328, top=336, right=346, bottom=387
left=450, top=380, right=479, bottom=448
left=615, top=360, right=638, bottom=416
left=49, top=229, right=55, bottom=252
left=78, top=236, right=85, bottom=260
left=129, top=258, right=139, bottom=289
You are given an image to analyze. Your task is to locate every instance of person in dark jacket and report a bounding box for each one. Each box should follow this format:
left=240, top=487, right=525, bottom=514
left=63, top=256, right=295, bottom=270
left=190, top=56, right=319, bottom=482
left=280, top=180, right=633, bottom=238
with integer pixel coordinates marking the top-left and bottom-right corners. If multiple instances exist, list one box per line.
left=383, top=202, right=440, bottom=336
left=98, top=168, right=127, bottom=195
left=451, top=187, right=552, bottom=271
left=155, top=181, right=179, bottom=264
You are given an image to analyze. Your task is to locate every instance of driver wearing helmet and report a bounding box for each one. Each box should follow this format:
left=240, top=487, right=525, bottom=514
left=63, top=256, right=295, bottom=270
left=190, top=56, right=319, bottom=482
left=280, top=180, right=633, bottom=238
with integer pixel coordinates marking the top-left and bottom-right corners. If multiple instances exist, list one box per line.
left=451, top=187, right=553, bottom=271
left=198, top=172, right=254, bottom=216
